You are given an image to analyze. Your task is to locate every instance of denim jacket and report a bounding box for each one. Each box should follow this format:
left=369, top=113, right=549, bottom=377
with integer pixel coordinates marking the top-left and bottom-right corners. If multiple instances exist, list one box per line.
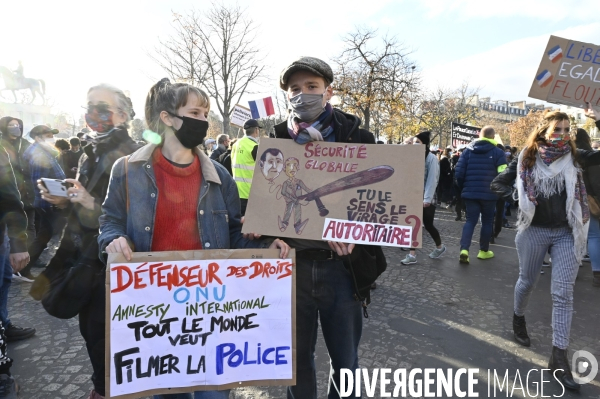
left=98, top=144, right=269, bottom=259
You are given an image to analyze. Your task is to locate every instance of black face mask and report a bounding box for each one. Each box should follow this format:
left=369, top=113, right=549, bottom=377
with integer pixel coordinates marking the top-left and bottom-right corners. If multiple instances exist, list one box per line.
left=168, top=112, right=209, bottom=149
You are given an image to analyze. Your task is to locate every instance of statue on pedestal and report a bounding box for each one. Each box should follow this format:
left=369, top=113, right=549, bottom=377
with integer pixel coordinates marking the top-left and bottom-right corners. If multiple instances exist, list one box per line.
left=0, top=62, right=45, bottom=104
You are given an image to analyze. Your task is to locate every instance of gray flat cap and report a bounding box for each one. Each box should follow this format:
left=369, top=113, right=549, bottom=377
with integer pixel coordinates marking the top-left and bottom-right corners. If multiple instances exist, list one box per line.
left=280, top=56, right=334, bottom=90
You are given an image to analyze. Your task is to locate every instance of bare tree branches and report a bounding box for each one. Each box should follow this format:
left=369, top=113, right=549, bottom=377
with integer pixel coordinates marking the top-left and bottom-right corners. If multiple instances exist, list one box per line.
left=150, top=4, right=267, bottom=135
left=148, top=10, right=207, bottom=86
left=333, top=27, right=419, bottom=135
left=418, top=83, right=481, bottom=147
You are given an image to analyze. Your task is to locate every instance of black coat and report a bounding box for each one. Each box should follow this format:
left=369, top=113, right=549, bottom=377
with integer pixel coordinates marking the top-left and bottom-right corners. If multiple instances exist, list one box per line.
left=273, top=109, right=386, bottom=305
left=583, top=120, right=600, bottom=200
left=274, top=108, right=375, bottom=145
left=33, top=128, right=141, bottom=298
left=439, top=157, right=453, bottom=188
left=491, top=148, right=600, bottom=227
left=0, top=117, right=34, bottom=208
left=217, top=149, right=233, bottom=176
left=0, top=147, right=28, bottom=253
left=210, top=145, right=227, bottom=161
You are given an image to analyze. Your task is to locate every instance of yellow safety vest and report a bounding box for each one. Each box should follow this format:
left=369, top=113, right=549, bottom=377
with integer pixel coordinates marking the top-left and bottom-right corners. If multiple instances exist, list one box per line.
left=231, top=136, right=257, bottom=199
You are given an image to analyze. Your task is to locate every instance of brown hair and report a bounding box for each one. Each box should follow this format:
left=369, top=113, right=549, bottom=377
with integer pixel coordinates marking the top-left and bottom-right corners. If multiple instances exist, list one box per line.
left=522, top=110, right=576, bottom=169
left=145, top=78, right=210, bottom=135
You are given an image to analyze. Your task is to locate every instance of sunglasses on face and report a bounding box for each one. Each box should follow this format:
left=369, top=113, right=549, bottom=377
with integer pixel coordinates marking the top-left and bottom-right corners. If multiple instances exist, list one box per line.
left=83, top=102, right=116, bottom=115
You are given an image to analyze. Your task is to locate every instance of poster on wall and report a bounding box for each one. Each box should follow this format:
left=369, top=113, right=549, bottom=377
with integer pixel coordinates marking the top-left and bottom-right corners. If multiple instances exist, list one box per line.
left=528, top=35, right=600, bottom=108
left=105, top=249, right=295, bottom=398
left=242, top=138, right=425, bottom=248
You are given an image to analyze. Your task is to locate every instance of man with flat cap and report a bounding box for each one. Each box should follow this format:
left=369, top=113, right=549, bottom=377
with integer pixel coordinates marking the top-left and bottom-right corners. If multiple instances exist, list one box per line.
left=231, top=119, right=260, bottom=215
left=274, top=56, right=384, bottom=399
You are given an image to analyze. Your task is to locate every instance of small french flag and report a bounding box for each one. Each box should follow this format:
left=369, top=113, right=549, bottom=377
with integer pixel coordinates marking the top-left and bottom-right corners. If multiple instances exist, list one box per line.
left=536, top=69, right=553, bottom=88
left=547, top=45, right=563, bottom=63
left=248, top=97, right=275, bottom=119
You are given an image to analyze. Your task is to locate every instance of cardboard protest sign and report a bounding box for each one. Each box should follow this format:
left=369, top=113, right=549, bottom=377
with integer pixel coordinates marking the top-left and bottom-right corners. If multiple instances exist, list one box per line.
left=528, top=35, right=600, bottom=108
left=231, top=105, right=253, bottom=128
left=242, top=138, right=424, bottom=248
left=105, top=249, right=295, bottom=399
left=451, top=122, right=480, bottom=148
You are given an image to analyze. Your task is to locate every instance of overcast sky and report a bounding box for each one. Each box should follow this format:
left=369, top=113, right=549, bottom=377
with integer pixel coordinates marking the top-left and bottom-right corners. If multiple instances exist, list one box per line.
left=0, top=0, right=598, bottom=122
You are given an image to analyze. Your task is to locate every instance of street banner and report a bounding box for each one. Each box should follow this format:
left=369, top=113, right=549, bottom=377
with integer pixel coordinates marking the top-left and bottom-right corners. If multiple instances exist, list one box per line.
left=242, top=138, right=424, bottom=248
left=528, top=35, right=600, bottom=108
left=451, top=122, right=480, bottom=148
left=231, top=104, right=253, bottom=128
left=105, top=249, right=295, bottom=399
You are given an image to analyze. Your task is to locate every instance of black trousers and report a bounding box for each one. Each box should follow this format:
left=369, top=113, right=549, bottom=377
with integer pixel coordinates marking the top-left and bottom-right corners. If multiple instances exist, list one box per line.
left=22, top=208, right=64, bottom=275
left=411, top=205, right=442, bottom=249
left=455, top=193, right=466, bottom=217
left=493, top=198, right=505, bottom=237
left=79, top=277, right=106, bottom=395
left=240, top=198, right=248, bottom=216
left=24, top=206, right=36, bottom=248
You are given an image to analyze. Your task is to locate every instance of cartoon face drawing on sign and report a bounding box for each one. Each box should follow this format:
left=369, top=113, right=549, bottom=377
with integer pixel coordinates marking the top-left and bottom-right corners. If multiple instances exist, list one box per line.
left=278, top=157, right=311, bottom=234
left=259, top=148, right=284, bottom=184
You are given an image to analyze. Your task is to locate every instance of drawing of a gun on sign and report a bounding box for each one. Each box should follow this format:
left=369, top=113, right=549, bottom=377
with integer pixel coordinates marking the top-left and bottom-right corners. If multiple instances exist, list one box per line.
left=243, top=139, right=424, bottom=246
left=276, top=160, right=395, bottom=235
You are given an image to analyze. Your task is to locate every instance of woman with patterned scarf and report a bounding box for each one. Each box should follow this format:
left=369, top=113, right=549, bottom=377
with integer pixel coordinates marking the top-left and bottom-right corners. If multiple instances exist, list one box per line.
left=32, top=84, right=140, bottom=399
left=492, top=110, right=600, bottom=391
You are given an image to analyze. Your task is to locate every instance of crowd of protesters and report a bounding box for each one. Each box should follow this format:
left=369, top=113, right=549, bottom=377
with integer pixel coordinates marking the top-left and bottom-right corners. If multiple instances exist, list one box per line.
left=0, top=54, right=599, bottom=399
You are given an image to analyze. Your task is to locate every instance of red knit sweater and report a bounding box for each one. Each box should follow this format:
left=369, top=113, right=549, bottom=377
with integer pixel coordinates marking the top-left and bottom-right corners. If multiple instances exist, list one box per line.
left=151, top=149, right=203, bottom=251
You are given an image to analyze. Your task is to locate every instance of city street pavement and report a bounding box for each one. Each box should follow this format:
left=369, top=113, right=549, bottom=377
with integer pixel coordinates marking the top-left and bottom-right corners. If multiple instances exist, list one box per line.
left=7, top=206, right=600, bottom=398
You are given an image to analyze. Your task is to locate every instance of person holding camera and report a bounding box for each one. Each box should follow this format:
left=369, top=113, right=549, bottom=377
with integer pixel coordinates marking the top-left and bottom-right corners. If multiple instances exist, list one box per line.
left=21, top=126, right=66, bottom=280
left=34, top=83, right=140, bottom=399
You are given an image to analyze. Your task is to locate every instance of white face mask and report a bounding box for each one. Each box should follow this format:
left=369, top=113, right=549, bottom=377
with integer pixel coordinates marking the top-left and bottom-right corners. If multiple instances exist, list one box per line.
left=39, top=137, right=59, bottom=155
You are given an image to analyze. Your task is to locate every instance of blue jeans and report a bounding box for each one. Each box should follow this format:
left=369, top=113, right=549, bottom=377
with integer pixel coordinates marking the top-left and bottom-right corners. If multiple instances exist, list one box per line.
left=288, top=257, right=362, bottom=399
left=460, top=199, right=496, bottom=252
left=588, top=215, right=600, bottom=272
left=154, top=391, right=230, bottom=399
left=0, top=235, right=12, bottom=328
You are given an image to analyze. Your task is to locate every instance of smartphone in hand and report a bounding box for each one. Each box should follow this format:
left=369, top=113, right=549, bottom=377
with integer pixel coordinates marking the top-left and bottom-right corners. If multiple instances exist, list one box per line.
left=40, top=178, right=69, bottom=197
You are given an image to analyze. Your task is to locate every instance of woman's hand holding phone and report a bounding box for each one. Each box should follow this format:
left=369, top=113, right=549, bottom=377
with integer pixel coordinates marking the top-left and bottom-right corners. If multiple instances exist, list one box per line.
left=38, top=179, right=70, bottom=208
left=64, top=179, right=95, bottom=210
left=39, top=178, right=95, bottom=210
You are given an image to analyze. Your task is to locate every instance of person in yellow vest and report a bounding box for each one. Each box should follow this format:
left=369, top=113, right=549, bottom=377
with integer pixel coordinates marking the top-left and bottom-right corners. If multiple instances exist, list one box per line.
left=231, top=119, right=260, bottom=215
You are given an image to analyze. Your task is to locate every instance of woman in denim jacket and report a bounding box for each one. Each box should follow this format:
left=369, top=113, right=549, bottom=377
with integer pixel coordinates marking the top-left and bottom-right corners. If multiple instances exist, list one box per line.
left=98, top=79, right=289, bottom=399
